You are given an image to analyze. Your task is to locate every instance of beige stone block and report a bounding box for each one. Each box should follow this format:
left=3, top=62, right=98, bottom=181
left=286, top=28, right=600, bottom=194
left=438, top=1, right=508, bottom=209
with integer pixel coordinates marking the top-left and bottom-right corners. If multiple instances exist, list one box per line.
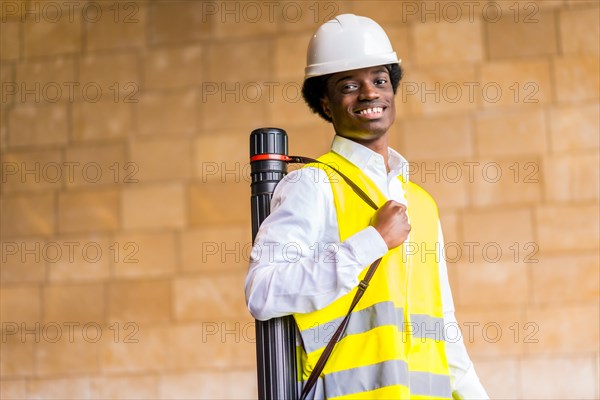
left=90, top=375, right=158, bottom=399
left=26, top=377, right=91, bottom=398
left=525, top=303, right=599, bottom=355
left=520, top=355, right=598, bottom=399
left=158, top=372, right=227, bottom=399
left=440, top=211, right=459, bottom=245
left=277, top=0, right=348, bottom=32
left=0, top=285, right=41, bottom=326
left=148, top=1, right=211, bottom=45
left=408, top=160, right=469, bottom=210
left=43, top=283, right=105, bottom=324
left=0, top=0, right=26, bottom=19
left=35, top=332, right=101, bottom=376
left=0, top=19, right=20, bottom=60
left=480, top=59, right=553, bottom=108
left=456, top=307, right=526, bottom=357
left=274, top=34, right=310, bottom=80
left=1, top=192, right=55, bottom=236
left=474, top=107, right=547, bottom=157
left=473, top=358, right=520, bottom=400
left=0, top=379, right=26, bottom=399
left=181, top=226, right=251, bottom=272
left=200, top=83, right=269, bottom=131
left=1, top=149, right=63, bottom=192
left=543, top=153, right=599, bottom=202
left=553, top=56, right=600, bottom=103
left=531, top=254, right=599, bottom=304
left=461, top=208, right=534, bottom=261
left=86, top=2, right=146, bottom=51
left=0, top=334, right=34, bottom=377
left=402, top=66, right=478, bottom=116
left=0, top=237, right=47, bottom=283
left=8, top=103, right=69, bottom=147
left=130, top=137, right=192, bottom=181
left=193, top=130, right=249, bottom=183
left=101, top=326, right=168, bottom=373
left=79, top=52, right=140, bottom=101
left=58, top=188, right=120, bottom=234
left=414, top=19, right=483, bottom=66
left=0, top=63, right=13, bottom=114
left=268, top=81, right=314, bottom=130
left=560, top=6, right=600, bottom=54
left=403, top=115, right=472, bottom=160
left=384, top=26, right=411, bottom=66
left=112, top=232, right=177, bottom=278
left=1, top=106, right=8, bottom=149
left=565, top=0, right=600, bottom=8
left=143, top=44, right=203, bottom=91
left=454, top=260, right=529, bottom=307
left=108, top=280, right=171, bottom=324
left=121, top=183, right=186, bottom=230
left=47, top=235, right=112, bottom=283
left=207, top=40, right=271, bottom=83
left=73, top=100, right=134, bottom=142
left=233, top=324, right=258, bottom=368
left=469, top=157, right=542, bottom=207
left=168, top=323, right=253, bottom=369
left=212, top=12, right=277, bottom=39
left=221, top=370, right=258, bottom=399
left=549, top=103, right=600, bottom=152
left=486, top=11, right=558, bottom=60
left=173, top=273, right=247, bottom=321
left=287, top=121, right=336, bottom=158
left=188, top=181, right=249, bottom=226
left=24, top=6, right=82, bottom=57
left=0, top=63, right=12, bottom=84
left=64, top=143, right=127, bottom=187
left=158, top=371, right=257, bottom=399
left=15, top=56, right=76, bottom=103
left=536, top=204, right=599, bottom=252
left=138, top=89, right=196, bottom=137
left=349, top=1, right=414, bottom=24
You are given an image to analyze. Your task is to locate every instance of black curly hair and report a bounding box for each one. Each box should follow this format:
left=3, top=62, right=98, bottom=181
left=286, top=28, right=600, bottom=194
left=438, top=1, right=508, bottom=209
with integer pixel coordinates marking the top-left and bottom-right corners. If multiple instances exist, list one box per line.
left=301, top=63, right=404, bottom=122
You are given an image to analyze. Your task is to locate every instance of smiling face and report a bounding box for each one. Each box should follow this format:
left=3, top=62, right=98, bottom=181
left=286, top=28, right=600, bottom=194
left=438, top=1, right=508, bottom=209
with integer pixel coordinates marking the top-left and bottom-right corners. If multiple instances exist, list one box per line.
left=320, top=65, right=396, bottom=148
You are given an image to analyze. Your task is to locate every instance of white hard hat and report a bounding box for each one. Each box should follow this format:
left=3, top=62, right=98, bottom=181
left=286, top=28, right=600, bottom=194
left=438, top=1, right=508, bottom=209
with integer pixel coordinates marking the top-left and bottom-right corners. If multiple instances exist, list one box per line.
left=304, top=14, right=400, bottom=80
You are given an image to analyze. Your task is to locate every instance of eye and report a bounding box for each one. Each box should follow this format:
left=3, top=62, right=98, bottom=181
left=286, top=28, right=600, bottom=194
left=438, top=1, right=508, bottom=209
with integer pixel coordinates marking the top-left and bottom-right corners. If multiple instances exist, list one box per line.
left=341, top=82, right=358, bottom=92
left=375, top=78, right=388, bottom=86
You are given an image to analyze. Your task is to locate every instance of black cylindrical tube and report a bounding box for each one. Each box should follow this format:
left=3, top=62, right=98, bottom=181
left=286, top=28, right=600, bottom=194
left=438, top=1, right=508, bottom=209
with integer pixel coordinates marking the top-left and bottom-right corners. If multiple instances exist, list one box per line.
left=250, top=127, right=298, bottom=400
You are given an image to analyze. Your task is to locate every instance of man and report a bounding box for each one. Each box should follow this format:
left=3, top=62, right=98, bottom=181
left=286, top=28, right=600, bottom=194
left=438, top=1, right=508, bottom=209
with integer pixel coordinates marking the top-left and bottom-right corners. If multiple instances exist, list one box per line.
left=245, top=14, right=489, bottom=399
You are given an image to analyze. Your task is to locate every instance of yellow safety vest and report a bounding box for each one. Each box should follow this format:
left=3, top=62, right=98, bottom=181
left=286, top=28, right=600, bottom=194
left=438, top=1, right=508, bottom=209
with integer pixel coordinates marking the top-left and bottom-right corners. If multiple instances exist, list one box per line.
left=294, top=151, right=452, bottom=399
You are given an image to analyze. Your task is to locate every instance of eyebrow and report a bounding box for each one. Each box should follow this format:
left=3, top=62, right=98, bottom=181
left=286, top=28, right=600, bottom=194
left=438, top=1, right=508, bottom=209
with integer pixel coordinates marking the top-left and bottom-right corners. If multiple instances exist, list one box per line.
left=334, top=75, right=353, bottom=85
left=334, top=68, right=389, bottom=85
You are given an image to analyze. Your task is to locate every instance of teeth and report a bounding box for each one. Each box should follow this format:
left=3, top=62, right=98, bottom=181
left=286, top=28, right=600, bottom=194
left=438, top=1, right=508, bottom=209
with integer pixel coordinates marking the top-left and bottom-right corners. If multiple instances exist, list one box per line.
left=358, top=107, right=383, bottom=115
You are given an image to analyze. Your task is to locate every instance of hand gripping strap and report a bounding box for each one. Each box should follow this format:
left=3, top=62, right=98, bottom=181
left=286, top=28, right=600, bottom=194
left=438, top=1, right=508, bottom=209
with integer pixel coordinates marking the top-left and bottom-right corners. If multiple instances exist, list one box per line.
left=287, top=156, right=383, bottom=400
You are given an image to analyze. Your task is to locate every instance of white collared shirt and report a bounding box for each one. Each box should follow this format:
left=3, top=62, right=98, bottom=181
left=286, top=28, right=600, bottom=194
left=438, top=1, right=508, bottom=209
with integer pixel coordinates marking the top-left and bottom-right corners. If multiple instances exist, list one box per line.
left=245, top=135, right=489, bottom=399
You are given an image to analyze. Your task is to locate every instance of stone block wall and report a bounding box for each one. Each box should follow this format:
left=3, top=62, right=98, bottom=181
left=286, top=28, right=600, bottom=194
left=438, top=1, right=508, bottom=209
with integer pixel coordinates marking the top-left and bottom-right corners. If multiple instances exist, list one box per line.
left=1, top=0, right=598, bottom=398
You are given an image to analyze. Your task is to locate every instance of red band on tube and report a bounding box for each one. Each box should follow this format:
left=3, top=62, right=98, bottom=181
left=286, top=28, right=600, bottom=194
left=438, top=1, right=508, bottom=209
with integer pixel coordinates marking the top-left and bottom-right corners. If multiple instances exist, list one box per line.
left=250, top=154, right=291, bottom=162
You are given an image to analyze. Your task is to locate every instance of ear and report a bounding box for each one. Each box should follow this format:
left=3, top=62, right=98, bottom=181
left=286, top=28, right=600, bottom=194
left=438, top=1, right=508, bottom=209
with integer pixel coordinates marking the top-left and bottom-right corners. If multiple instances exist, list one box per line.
left=320, top=96, right=332, bottom=119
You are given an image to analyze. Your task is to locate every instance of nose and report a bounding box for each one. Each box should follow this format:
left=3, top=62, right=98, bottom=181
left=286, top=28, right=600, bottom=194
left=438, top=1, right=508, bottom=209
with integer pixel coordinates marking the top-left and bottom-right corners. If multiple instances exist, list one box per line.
left=358, top=82, right=380, bottom=101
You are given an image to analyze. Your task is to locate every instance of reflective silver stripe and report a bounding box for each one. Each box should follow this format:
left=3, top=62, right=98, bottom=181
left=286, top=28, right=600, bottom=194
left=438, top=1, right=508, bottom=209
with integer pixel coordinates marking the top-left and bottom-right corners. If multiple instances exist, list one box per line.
left=300, top=301, right=404, bottom=353
left=410, top=371, right=452, bottom=398
left=298, top=360, right=451, bottom=399
left=301, top=359, right=409, bottom=399
left=409, top=313, right=445, bottom=341
left=300, top=302, right=446, bottom=353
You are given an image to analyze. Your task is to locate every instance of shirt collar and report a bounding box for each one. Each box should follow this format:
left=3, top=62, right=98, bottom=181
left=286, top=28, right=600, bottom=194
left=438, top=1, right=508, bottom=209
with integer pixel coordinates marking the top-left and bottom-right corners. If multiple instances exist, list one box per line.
left=330, top=135, right=410, bottom=182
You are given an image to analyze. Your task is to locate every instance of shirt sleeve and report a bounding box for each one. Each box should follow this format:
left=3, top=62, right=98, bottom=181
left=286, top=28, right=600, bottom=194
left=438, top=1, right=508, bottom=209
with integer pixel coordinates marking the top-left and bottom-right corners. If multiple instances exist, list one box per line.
left=438, top=223, right=490, bottom=399
left=245, top=166, right=388, bottom=321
